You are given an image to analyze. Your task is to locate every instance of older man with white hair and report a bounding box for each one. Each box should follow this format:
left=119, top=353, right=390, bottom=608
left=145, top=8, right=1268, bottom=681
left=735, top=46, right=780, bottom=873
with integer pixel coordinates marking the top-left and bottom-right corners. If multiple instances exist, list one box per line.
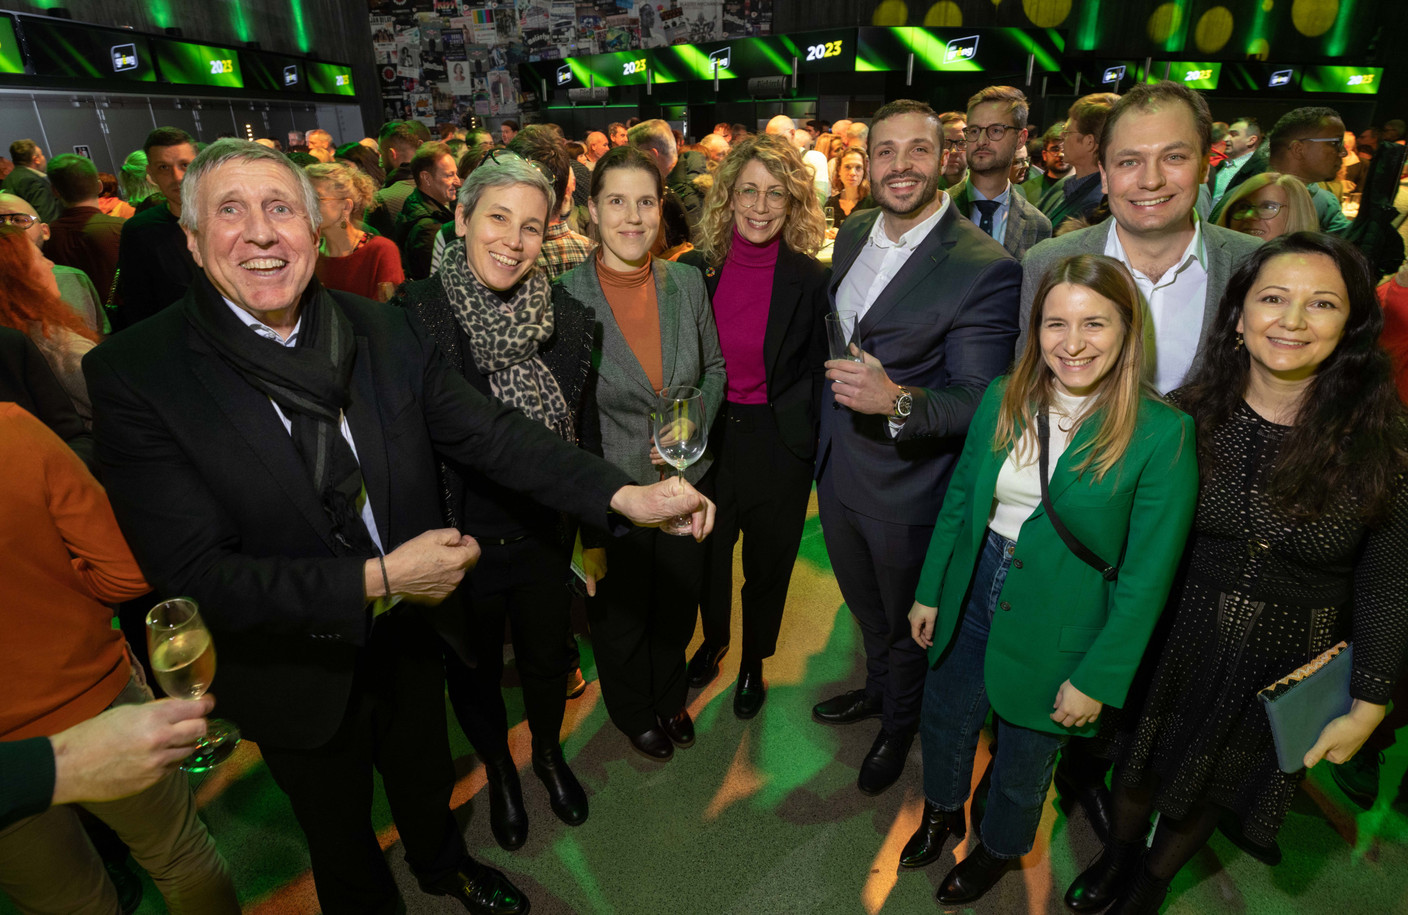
left=82, top=138, right=713, bottom=915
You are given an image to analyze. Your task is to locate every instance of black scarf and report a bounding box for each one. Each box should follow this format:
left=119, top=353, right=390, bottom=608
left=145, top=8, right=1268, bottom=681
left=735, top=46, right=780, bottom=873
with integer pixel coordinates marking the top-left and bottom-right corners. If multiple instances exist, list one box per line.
left=185, top=273, right=378, bottom=558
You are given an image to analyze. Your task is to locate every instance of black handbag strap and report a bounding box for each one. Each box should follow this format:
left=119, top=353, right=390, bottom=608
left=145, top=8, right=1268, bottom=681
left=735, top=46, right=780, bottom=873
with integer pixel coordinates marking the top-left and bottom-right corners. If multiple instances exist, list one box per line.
left=1037, top=411, right=1119, bottom=582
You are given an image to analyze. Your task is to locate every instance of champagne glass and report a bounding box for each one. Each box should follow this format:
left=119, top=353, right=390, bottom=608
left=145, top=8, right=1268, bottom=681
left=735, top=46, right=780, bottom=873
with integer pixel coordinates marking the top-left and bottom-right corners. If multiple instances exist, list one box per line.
left=651, top=385, right=707, bottom=537
left=145, top=597, right=240, bottom=772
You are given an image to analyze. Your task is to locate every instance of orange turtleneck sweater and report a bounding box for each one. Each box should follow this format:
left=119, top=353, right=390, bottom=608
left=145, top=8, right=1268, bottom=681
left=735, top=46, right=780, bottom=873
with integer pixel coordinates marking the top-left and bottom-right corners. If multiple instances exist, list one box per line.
left=596, top=252, right=663, bottom=392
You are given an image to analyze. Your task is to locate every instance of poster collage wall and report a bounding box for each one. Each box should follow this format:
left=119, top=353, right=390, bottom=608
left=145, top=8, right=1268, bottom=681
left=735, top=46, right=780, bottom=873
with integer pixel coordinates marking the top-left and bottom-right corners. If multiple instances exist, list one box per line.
left=369, top=0, right=773, bottom=127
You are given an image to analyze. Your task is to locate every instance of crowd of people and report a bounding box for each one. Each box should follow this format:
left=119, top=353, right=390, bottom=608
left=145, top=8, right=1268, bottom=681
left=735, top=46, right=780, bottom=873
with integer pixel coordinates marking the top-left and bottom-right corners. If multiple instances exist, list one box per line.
left=1, top=79, right=1406, bottom=915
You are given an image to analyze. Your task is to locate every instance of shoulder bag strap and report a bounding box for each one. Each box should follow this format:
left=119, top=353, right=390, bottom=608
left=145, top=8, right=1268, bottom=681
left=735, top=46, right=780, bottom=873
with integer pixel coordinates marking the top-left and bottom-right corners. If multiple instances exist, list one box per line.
left=1038, top=411, right=1119, bottom=582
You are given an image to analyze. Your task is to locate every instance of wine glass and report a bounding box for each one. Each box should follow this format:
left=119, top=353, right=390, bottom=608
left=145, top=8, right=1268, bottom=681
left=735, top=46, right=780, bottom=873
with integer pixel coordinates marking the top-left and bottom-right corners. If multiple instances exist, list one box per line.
left=651, top=385, right=707, bottom=537
left=824, top=206, right=835, bottom=231
left=145, top=597, right=241, bottom=772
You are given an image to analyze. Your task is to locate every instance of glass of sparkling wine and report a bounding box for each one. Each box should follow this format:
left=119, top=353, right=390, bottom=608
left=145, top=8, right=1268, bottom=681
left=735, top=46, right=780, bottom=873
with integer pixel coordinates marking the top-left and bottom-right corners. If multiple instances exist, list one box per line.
left=651, top=385, right=707, bottom=537
left=824, top=206, right=835, bottom=231
left=145, top=597, right=240, bottom=772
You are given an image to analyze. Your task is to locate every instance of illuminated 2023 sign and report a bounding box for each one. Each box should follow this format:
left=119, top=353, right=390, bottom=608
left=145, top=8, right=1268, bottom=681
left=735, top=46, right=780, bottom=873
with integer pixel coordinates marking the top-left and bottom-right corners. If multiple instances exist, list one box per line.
left=806, top=40, right=844, bottom=61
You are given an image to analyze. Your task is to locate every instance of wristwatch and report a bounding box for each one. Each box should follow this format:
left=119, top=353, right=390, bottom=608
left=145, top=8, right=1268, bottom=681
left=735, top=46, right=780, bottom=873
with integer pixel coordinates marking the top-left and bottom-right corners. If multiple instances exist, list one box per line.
left=892, top=386, right=912, bottom=420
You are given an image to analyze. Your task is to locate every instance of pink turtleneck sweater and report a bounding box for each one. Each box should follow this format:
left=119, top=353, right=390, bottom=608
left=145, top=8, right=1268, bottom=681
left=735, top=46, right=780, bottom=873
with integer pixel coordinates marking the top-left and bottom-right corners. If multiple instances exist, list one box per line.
left=712, top=228, right=779, bottom=404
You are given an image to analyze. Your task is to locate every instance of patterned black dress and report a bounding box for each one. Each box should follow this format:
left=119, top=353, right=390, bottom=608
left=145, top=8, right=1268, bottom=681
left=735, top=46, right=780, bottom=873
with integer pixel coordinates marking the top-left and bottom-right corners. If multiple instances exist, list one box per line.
left=1116, top=399, right=1408, bottom=845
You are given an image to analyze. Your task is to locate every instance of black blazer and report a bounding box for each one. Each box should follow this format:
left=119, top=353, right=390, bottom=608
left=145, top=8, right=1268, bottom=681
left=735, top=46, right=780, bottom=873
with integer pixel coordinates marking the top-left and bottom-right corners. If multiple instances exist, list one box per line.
left=0, top=326, right=94, bottom=471
left=393, top=274, right=598, bottom=540
left=679, top=241, right=831, bottom=461
left=819, top=203, right=1021, bottom=526
left=82, top=283, right=631, bottom=748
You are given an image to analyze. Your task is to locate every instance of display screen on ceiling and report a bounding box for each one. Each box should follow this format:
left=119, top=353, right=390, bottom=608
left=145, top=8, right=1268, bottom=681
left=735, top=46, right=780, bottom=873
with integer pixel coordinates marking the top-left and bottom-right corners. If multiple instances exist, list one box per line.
left=1161, top=61, right=1221, bottom=90
left=0, top=15, right=22, bottom=75
left=306, top=61, right=355, bottom=95
left=153, top=37, right=243, bottom=88
left=1301, top=66, right=1382, bottom=95
left=242, top=51, right=303, bottom=92
left=23, top=19, right=155, bottom=81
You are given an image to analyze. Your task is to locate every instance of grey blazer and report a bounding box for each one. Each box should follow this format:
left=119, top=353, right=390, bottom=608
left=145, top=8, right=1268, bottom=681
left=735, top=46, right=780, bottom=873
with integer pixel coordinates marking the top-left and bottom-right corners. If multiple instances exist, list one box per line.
left=947, top=179, right=1053, bottom=262
left=1017, top=219, right=1263, bottom=379
left=555, top=257, right=726, bottom=486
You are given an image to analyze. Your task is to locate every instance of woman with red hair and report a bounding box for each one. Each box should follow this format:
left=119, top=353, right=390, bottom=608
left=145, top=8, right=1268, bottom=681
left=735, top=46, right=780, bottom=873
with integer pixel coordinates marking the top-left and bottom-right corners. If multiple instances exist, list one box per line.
left=0, top=226, right=102, bottom=424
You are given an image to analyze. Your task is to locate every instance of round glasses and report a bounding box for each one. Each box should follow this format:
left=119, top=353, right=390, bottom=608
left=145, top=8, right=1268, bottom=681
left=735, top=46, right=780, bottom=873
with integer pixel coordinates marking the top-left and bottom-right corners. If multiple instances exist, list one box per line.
left=961, top=123, right=1020, bottom=143
left=1231, top=200, right=1286, bottom=220
left=735, top=186, right=789, bottom=209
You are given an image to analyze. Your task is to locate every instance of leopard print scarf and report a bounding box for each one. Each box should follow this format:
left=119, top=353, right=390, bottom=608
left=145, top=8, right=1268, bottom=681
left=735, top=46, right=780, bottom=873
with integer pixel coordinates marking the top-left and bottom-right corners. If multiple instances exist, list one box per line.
left=441, top=237, right=574, bottom=443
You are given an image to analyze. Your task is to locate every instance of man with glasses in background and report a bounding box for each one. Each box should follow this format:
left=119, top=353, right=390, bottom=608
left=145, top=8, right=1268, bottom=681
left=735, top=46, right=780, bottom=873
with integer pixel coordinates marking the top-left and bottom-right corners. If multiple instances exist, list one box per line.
left=944, top=86, right=1051, bottom=261
left=937, top=111, right=968, bottom=190
left=1266, top=106, right=1353, bottom=235
left=1020, top=122, right=1071, bottom=204
left=0, top=192, right=105, bottom=335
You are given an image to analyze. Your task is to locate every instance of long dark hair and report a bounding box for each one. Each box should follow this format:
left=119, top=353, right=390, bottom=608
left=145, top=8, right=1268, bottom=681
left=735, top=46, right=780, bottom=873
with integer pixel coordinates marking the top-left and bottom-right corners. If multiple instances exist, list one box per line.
left=1177, top=231, right=1408, bottom=523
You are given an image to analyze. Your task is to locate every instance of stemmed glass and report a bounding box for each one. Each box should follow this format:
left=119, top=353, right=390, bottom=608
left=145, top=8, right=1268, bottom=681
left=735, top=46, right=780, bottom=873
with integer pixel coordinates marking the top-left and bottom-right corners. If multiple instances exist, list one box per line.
left=651, top=385, right=707, bottom=537
left=145, top=597, right=241, bottom=772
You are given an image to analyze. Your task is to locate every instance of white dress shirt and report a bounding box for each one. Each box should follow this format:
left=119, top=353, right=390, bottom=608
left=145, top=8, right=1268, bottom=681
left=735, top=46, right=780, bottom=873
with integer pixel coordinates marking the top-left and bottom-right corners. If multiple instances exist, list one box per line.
left=835, top=192, right=951, bottom=336
left=968, top=180, right=1012, bottom=245
left=1103, top=218, right=1209, bottom=394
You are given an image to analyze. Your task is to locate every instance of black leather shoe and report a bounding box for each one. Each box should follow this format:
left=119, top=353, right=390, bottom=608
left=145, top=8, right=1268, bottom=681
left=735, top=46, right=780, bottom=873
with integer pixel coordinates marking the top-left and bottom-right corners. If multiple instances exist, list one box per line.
left=812, top=688, right=883, bottom=725
left=686, top=642, right=729, bottom=688
left=482, top=756, right=528, bottom=851
left=733, top=664, right=766, bottom=719
left=628, top=726, right=674, bottom=761
left=936, top=843, right=1015, bottom=905
left=422, top=859, right=530, bottom=915
left=657, top=707, right=696, bottom=747
left=1054, top=759, right=1113, bottom=844
left=532, top=747, right=588, bottom=826
left=1105, top=865, right=1169, bottom=915
left=899, top=801, right=966, bottom=868
left=857, top=728, right=914, bottom=796
left=1065, top=837, right=1145, bottom=912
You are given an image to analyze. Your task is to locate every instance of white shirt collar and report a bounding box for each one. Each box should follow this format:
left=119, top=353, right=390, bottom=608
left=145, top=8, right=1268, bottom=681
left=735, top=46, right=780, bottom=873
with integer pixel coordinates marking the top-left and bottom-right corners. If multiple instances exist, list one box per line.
left=869, top=191, right=951, bottom=250
left=969, top=181, right=1012, bottom=205
left=1104, top=210, right=1207, bottom=281
left=223, top=296, right=303, bottom=347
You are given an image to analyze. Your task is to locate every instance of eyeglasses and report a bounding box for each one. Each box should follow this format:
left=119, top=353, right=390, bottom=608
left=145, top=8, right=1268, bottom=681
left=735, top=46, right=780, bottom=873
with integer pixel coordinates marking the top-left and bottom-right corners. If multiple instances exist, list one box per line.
left=961, top=123, right=1020, bottom=143
left=734, top=186, right=789, bottom=209
left=0, top=212, right=37, bottom=228
left=1299, top=137, right=1347, bottom=154
left=945, top=138, right=968, bottom=150
left=1231, top=200, right=1286, bottom=220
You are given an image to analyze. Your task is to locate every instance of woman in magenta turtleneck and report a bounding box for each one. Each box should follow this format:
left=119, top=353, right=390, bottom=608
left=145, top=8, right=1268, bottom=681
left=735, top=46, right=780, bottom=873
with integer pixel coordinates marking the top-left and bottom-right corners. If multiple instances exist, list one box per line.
left=680, top=134, right=830, bottom=717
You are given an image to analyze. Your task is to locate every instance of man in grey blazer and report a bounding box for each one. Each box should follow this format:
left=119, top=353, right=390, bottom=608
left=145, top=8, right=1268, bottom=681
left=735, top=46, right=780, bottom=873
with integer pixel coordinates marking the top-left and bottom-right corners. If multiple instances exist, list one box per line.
left=946, top=86, right=1053, bottom=262
left=1020, top=81, right=1262, bottom=394
left=816, top=99, right=1021, bottom=797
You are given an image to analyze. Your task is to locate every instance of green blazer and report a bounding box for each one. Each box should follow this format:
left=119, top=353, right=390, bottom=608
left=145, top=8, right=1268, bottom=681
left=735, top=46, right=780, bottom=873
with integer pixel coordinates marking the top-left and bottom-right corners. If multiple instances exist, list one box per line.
left=916, top=377, right=1198, bottom=737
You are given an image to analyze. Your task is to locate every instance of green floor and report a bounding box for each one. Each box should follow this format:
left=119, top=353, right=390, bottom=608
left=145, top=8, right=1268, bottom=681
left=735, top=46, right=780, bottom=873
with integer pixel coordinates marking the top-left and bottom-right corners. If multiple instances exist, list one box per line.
left=8, top=506, right=1408, bottom=914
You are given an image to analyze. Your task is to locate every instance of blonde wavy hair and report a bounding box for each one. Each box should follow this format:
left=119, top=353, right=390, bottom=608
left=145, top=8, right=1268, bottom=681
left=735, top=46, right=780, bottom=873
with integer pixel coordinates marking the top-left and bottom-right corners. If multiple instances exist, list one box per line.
left=305, top=161, right=380, bottom=216
left=995, top=254, right=1164, bottom=482
left=695, top=134, right=827, bottom=266
left=1214, top=171, right=1317, bottom=237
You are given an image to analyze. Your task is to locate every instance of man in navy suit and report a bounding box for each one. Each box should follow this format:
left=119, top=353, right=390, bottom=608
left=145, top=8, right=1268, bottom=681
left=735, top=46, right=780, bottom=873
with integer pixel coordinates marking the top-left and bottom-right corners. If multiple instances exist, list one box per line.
left=816, top=99, right=1021, bottom=796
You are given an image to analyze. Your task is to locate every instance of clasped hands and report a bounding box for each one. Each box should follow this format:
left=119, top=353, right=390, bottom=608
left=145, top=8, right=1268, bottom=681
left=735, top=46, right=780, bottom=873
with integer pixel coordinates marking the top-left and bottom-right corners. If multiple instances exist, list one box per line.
left=826, top=350, right=903, bottom=416
left=909, top=601, right=1103, bottom=729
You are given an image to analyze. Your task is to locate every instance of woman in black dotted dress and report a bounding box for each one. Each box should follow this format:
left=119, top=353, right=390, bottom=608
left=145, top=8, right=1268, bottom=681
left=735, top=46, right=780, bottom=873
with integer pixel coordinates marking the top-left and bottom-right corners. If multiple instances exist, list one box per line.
left=1066, top=233, right=1408, bottom=915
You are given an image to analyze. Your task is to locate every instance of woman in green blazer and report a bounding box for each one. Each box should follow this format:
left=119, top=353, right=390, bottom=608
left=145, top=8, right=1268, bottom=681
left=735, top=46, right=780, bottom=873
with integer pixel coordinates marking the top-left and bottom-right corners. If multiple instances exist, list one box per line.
left=900, top=254, right=1199, bottom=905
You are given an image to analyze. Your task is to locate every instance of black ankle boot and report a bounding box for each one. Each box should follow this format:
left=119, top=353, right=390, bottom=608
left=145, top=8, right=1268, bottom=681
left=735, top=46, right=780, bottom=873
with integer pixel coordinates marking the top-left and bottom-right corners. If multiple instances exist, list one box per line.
left=482, top=755, right=528, bottom=850
left=1106, top=865, right=1170, bottom=915
left=532, top=746, right=589, bottom=826
left=936, top=843, right=1014, bottom=905
left=1065, top=837, right=1145, bottom=912
left=899, top=801, right=966, bottom=868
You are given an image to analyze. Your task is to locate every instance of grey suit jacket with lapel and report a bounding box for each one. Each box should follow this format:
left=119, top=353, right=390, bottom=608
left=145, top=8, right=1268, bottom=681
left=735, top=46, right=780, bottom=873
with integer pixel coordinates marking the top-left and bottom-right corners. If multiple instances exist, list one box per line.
left=1017, top=218, right=1263, bottom=383
left=948, top=179, right=1053, bottom=262
left=820, top=201, right=1022, bottom=526
left=554, top=256, right=726, bottom=486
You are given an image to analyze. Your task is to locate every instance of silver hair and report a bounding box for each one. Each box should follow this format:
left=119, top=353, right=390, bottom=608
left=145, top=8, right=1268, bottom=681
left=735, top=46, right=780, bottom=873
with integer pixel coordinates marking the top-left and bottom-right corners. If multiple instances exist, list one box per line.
left=179, top=138, right=321, bottom=235
left=456, top=153, right=555, bottom=223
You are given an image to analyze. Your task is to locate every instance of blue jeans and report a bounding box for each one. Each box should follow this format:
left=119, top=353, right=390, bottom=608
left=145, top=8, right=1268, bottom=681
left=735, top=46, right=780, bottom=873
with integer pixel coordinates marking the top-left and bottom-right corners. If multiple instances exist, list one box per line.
left=919, top=528, right=1068, bottom=859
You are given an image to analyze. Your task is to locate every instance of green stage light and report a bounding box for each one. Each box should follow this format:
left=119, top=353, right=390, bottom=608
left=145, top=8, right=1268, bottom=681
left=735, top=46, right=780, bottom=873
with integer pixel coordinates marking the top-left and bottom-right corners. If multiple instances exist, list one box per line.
left=0, top=16, right=21, bottom=74
left=289, top=0, right=310, bottom=54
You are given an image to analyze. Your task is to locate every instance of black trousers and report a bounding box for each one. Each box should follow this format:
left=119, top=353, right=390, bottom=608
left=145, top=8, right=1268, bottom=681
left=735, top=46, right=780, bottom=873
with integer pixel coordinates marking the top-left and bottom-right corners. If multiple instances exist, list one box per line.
left=699, top=402, right=814, bottom=664
left=259, top=613, right=466, bottom=915
left=445, top=529, right=574, bottom=757
left=816, top=469, right=934, bottom=735
left=587, top=526, right=704, bottom=735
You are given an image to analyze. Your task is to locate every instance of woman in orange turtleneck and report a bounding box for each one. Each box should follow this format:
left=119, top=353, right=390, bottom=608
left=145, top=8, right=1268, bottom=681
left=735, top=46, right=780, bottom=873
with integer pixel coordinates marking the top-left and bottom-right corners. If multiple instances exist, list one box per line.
left=554, top=146, right=726, bottom=763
